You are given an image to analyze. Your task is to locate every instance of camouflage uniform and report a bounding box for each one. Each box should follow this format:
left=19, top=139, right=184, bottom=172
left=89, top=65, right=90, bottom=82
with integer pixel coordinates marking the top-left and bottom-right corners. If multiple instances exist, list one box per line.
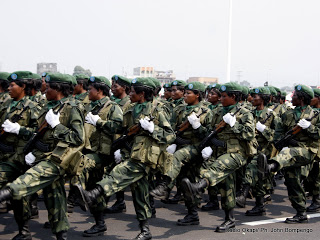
left=0, top=96, right=39, bottom=222
left=7, top=96, right=85, bottom=234
left=30, top=91, right=47, bottom=108
left=96, top=100, right=175, bottom=221
left=267, top=105, right=320, bottom=213
left=0, top=92, right=11, bottom=103
left=75, top=91, right=90, bottom=108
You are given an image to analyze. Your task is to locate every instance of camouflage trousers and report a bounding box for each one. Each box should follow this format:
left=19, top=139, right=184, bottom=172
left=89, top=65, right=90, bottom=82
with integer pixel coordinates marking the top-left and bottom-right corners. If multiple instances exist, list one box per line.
left=0, top=161, right=31, bottom=221
left=96, top=160, right=152, bottom=221
left=199, top=153, right=246, bottom=210
left=270, top=147, right=316, bottom=213
left=304, top=161, right=320, bottom=196
left=7, top=161, right=69, bottom=234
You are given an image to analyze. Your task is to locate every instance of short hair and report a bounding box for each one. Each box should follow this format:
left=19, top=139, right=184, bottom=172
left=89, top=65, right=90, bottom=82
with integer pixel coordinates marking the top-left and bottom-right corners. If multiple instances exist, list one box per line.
left=296, top=91, right=311, bottom=105
left=0, top=80, right=9, bottom=91
left=49, top=82, right=74, bottom=97
left=76, top=79, right=89, bottom=91
left=226, top=91, right=242, bottom=102
left=114, top=81, right=130, bottom=95
left=90, top=82, right=111, bottom=97
left=252, top=93, right=270, bottom=106
left=132, top=85, right=154, bottom=102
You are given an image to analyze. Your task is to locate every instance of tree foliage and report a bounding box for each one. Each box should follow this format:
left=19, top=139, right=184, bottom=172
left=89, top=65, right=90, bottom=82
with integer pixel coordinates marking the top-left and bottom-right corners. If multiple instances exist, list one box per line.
left=73, top=65, right=92, bottom=77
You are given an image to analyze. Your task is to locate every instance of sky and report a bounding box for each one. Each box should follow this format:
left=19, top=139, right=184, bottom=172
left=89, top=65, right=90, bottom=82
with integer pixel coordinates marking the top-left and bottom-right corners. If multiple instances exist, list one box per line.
left=0, top=0, right=319, bottom=88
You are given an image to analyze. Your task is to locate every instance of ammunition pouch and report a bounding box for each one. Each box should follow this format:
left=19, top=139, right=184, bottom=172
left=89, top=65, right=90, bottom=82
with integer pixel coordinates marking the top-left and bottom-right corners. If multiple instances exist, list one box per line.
left=34, top=140, right=50, bottom=153
left=0, top=141, right=15, bottom=153
left=175, top=136, right=192, bottom=145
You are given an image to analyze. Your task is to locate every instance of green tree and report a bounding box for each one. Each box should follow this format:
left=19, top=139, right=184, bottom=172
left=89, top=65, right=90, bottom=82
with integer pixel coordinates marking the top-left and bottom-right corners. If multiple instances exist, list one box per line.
left=73, top=65, right=92, bottom=77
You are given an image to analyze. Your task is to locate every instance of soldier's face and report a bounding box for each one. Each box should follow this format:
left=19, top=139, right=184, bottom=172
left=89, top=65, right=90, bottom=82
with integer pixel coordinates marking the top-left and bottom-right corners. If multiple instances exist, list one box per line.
left=163, top=88, right=172, bottom=99
left=41, top=77, right=46, bottom=93
left=9, top=81, right=25, bottom=100
left=291, top=91, right=301, bottom=107
left=73, top=83, right=82, bottom=95
left=252, top=94, right=263, bottom=106
left=221, top=92, right=236, bottom=107
left=184, top=90, right=199, bottom=105
left=88, top=85, right=99, bottom=101
left=45, top=85, right=57, bottom=101
left=207, top=89, right=220, bottom=104
left=111, top=82, right=125, bottom=97
left=130, top=87, right=143, bottom=103
left=171, top=86, right=184, bottom=100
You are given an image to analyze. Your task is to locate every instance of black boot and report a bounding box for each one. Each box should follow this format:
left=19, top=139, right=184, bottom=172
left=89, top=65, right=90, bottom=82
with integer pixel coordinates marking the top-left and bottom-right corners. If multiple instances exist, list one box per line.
left=105, top=191, right=126, bottom=214
left=167, top=188, right=183, bottom=204
left=74, top=184, right=104, bottom=211
left=215, top=209, right=235, bottom=232
left=0, top=201, right=9, bottom=214
left=83, top=212, right=107, bottom=237
left=149, top=176, right=170, bottom=200
left=285, top=212, right=308, bottom=223
left=245, top=196, right=266, bottom=216
left=29, top=193, right=39, bottom=219
left=236, top=184, right=250, bottom=208
left=0, top=187, right=13, bottom=202
left=307, top=195, right=320, bottom=212
left=134, top=220, right=152, bottom=240
left=56, top=231, right=67, bottom=240
left=177, top=206, right=199, bottom=226
left=257, top=154, right=278, bottom=179
left=67, top=186, right=77, bottom=213
left=12, top=219, right=32, bottom=240
left=181, top=178, right=208, bottom=203
left=201, top=193, right=219, bottom=211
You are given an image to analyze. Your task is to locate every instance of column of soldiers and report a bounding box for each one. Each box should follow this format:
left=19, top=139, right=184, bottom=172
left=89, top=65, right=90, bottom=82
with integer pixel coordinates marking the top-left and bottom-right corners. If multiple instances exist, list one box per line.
left=0, top=70, right=320, bottom=240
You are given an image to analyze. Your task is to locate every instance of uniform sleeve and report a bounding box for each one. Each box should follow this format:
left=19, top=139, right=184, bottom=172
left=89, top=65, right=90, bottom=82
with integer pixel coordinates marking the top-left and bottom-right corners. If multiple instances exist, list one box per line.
left=232, top=111, right=255, bottom=141
left=151, top=111, right=176, bottom=144
left=273, top=113, right=286, bottom=142
left=260, top=113, right=278, bottom=142
left=96, top=105, right=123, bottom=135
left=18, top=105, right=39, bottom=139
left=306, top=114, right=320, bottom=139
left=193, top=110, right=213, bottom=139
left=52, top=107, right=84, bottom=146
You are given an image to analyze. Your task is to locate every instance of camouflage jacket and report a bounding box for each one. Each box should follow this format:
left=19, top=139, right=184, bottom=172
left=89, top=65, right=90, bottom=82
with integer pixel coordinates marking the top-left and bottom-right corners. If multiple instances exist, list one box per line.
left=0, top=96, right=39, bottom=166
left=252, top=106, right=279, bottom=156
left=122, top=100, right=175, bottom=169
left=32, top=97, right=85, bottom=172
left=30, top=91, right=47, bottom=108
left=75, top=92, right=90, bottom=108
left=171, top=101, right=212, bottom=147
left=0, top=92, right=11, bottom=103
left=209, top=102, right=256, bottom=158
left=274, top=105, right=320, bottom=154
left=84, top=96, right=123, bottom=156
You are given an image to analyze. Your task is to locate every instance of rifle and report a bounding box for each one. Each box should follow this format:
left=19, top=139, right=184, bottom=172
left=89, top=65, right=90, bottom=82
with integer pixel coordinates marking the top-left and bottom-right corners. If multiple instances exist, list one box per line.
left=174, top=109, right=208, bottom=145
left=23, top=103, right=65, bottom=154
left=112, top=115, right=154, bottom=152
left=0, top=105, right=30, bottom=153
left=198, top=107, right=242, bottom=150
left=274, top=110, right=320, bottom=151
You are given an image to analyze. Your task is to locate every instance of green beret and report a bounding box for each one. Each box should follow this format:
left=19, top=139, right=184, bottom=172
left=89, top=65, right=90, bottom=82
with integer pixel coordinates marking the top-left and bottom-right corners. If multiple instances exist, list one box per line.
left=171, top=80, right=187, bottom=87
left=32, top=73, right=41, bottom=80
left=295, top=84, right=314, bottom=98
left=185, top=82, right=206, bottom=92
left=131, top=77, right=155, bottom=89
left=0, top=72, right=10, bottom=81
left=149, top=77, right=161, bottom=88
left=249, top=88, right=255, bottom=95
left=89, top=76, right=111, bottom=87
left=241, top=86, right=249, bottom=95
left=41, top=72, right=48, bottom=77
left=8, top=71, right=34, bottom=81
left=112, top=75, right=131, bottom=86
left=273, top=86, right=281, bottom=94
left=46, top=73, right=74, bottom=84
left=207, top=83, right=221, bottom=90
left=252, top=87, right=271, bottom=95
left=220, top=82, right=242, bottom=92
left=267, top=86, right=277, bottom=96
left=281, top=91, right=287, bottom=97
left=75, top=74, right=89, bottom=81
left=313, top=88, right=320, bottom=97
left=163, top=83, right=171, bottom=88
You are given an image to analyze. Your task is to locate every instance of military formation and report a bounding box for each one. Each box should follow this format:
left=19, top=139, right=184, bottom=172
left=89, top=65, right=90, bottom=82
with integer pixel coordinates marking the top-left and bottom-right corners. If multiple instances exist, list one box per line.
left=0, top=70, right=320, bottom=240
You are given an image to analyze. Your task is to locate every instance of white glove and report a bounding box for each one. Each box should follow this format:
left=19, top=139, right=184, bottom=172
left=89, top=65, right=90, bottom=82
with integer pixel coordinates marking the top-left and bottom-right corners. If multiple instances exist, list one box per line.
left=45, top=109, right=60, bottom=128
left=25, top=152, right=36, bottom=166
left=114, top=149, right=122, bottom=164
left=139, top=116, right=154, bottom=133
left=298, top=119, right=311, bottom=129
left=187, top=112, right=201, bottom=129
left=85, top=112, right=101, bottom=126
left=201, top=146, right=213, bottom=160
left=223, top=113, right=236, bottom=127
left=256, top=121, right=266, bottom=133
left=2, top=119, right=20, bottom=135
left=166, top=144, right=177, bottom=154
left=281, top=147, right=289, bottom=152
